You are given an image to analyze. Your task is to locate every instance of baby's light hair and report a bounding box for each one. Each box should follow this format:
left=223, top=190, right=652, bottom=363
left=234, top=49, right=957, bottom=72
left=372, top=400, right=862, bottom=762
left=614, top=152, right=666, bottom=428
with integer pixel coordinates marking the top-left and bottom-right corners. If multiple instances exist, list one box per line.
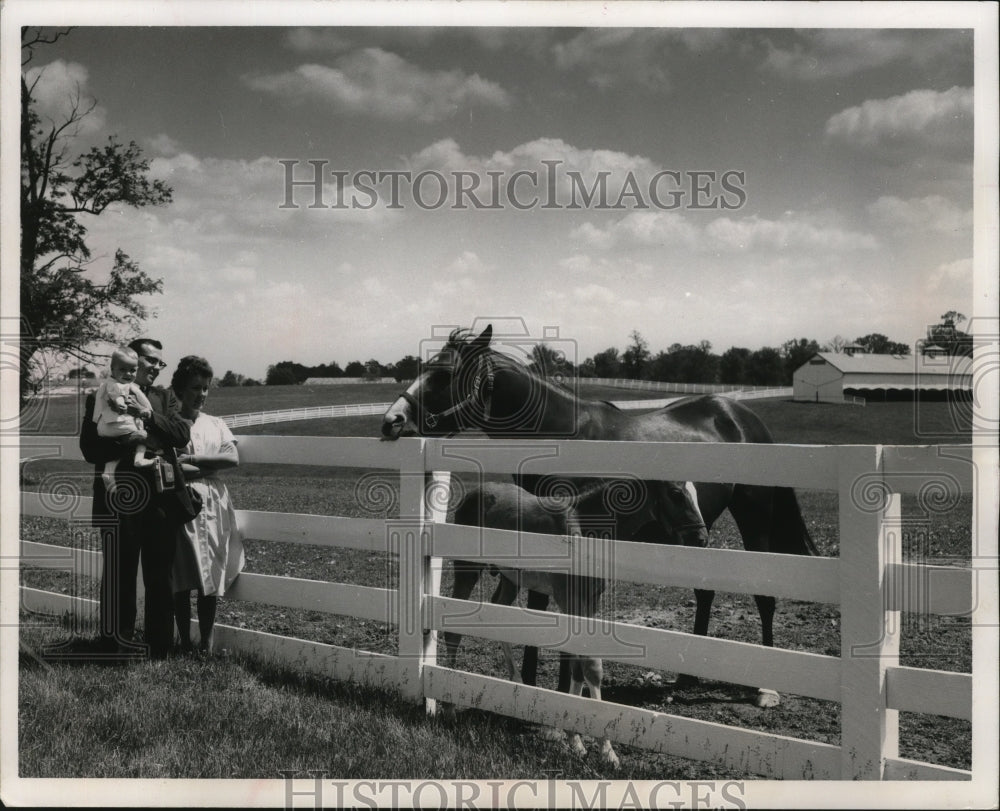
left=110, top=346, right=139, bottom=370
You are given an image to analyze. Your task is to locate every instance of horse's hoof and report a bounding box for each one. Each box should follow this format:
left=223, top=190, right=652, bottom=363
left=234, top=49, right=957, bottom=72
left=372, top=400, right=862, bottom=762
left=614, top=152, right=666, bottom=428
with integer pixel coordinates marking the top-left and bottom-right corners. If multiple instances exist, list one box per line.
left=755, top=688, right=780, bottom=709
left=568, top=734, right=587, bottom=758
left=600, top=741, right=621, bottom=769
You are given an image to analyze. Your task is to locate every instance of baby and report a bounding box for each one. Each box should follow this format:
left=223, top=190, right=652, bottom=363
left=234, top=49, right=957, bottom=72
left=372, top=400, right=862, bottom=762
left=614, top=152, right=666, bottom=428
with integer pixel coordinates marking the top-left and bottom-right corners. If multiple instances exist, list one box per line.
left=93, top=347, right=156, bottom=493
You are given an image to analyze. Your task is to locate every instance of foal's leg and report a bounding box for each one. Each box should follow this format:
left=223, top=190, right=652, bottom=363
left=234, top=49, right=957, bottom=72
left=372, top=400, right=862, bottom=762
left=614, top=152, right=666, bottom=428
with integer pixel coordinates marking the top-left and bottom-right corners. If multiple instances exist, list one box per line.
left=565, top=656, right=589, bottom=757
left=442, top=561, right=484, bottom=670
left=556, top=583, right=620, bottom=768
left=575, top=655, right=620, bottom=768
left=489, top=575, right=521, bottom=682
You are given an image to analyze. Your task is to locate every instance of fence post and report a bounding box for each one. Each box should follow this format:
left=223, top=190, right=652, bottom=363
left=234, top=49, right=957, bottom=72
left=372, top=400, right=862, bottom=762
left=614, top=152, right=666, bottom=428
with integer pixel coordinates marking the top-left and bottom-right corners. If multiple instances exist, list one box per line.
left=393, top=441, right=448, bottom=715
left=421, top=469, right=449, bottom=716
left=394, top=438, right=433, bottom=708
left=838, top=445, right=900, bottom=779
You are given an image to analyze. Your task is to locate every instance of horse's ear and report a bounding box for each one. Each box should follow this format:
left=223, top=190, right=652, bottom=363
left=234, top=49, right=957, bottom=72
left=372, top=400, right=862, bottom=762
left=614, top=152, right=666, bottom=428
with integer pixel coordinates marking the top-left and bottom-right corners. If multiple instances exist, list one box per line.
left=473, top=324, right=493, bottom=351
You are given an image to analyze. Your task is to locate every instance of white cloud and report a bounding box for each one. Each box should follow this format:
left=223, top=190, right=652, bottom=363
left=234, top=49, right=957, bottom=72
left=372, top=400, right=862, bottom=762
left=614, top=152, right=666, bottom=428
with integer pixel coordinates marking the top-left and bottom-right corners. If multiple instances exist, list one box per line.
left=573, top=211, right=876, bottom=254
left=572, top=212, right=699, bottom=251
left=825, top=87, right=973, bottom=150
left=552, top=29, right=730, bottom=92
left=927, top=257, right=973, bottom=293
left=572, top=283, right=617, bottom=306
left=147, top=133, right=183, bottom=156
left=867, top=195, right=973, bottom=235
left=406, top=136, right=663, bottom=209
left=23, top=60, right=106, bottom=136
left=219, top=266, right=257, bottom=285
left=705, top=215, right=879, bottom=252
left=245, top=48, right=511, bottom=123
left=760, top=30, right=968, bottom=81
left=559, top=254, right=597, bottom=274
left=443, top=251, right=490, bottom=276
left=147, top=151, right=397, bottom=233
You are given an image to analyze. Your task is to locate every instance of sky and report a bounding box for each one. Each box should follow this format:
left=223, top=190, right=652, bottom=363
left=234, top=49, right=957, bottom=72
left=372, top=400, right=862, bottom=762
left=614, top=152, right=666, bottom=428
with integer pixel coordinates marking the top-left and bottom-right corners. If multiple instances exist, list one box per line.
left=14, top=10, right=982, bottom=380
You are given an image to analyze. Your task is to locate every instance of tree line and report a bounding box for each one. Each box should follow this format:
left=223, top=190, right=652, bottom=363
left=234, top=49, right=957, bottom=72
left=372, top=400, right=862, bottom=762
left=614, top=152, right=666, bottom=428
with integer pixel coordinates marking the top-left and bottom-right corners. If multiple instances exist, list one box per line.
left=564, top=331, right=911, bottom=387
left=244, top=314, right=970, bottom=388
left=256, top=356, right=421, bottom=387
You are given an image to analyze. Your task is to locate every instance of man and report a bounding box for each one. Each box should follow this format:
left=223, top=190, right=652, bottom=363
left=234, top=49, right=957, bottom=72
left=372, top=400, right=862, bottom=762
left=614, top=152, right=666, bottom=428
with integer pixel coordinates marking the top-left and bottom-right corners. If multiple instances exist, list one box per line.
left=79, top=338, right=191, bottom=659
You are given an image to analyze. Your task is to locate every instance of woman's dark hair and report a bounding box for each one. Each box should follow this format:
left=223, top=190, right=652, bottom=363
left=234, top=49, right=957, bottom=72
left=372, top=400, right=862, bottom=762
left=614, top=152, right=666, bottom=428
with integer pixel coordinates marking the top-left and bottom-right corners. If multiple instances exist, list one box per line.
left=171, top=355, right=214, bottom=395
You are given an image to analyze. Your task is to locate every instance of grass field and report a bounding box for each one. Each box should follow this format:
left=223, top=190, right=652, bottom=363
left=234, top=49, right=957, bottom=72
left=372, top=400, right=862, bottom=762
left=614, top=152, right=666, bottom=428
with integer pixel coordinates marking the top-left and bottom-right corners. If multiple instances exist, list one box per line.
left=18, top=387, right=974, bottom=779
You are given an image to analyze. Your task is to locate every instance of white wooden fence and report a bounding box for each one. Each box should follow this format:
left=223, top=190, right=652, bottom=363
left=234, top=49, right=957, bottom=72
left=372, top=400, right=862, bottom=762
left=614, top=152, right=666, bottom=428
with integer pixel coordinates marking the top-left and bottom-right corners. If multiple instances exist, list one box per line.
left=18, top=435, right=979, bottom=780
left=585, top=378, right=791, bottom=396
left=221, top=402, right=393, bottom=429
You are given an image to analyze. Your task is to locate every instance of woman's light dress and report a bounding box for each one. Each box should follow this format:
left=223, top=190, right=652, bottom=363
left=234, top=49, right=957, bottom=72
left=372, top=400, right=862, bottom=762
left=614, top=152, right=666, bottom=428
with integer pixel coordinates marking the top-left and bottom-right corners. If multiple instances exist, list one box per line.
left=172, top=412, right=245, bottom=596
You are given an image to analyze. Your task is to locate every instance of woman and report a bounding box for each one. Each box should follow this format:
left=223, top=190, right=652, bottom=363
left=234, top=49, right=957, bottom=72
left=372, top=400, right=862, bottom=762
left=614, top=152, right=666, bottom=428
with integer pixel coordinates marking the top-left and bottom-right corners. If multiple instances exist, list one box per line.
left=170, top=356, right=244, bottom=654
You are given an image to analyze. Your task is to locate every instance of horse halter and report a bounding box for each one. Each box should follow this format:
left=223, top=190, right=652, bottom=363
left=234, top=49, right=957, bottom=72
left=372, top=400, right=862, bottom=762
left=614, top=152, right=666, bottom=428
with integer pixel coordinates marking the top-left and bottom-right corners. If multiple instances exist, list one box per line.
left=400, top=351, right=495, bottom=431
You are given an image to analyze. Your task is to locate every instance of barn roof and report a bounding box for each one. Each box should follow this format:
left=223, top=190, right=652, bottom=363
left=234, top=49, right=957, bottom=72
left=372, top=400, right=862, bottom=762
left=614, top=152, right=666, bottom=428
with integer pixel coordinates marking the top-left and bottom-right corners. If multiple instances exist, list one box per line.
left=810, top=352, right=972, bottom=377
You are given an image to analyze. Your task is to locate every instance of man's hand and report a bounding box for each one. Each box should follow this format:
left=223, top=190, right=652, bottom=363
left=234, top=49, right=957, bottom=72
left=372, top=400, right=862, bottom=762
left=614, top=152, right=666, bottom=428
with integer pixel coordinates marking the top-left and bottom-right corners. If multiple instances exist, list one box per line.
left=125, top=396, right=152, bottom=421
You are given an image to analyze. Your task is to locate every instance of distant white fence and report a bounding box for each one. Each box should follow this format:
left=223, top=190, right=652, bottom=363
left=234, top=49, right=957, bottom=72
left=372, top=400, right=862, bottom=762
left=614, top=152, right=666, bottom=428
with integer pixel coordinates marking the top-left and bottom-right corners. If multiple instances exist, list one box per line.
left=18, top=435, right=979, bottom=780
left=303, top=377, right=399, bottom=385
left=586, top=379, right=790, bottom=395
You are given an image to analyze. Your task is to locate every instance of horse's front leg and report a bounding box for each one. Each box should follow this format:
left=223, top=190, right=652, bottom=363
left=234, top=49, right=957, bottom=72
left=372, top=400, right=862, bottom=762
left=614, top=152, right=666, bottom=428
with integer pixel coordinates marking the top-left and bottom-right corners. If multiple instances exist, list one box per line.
left=753, top=593, right=780, bottom=708
left=520, top=590, right=549, bottom=685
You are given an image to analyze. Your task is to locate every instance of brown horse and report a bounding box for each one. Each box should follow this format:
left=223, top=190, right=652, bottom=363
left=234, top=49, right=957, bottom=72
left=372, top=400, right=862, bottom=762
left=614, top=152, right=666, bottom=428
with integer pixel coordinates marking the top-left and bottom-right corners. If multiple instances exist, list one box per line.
left=446, top=479, right=708, bottom=767
left=382, top=324, right=816, bottom=707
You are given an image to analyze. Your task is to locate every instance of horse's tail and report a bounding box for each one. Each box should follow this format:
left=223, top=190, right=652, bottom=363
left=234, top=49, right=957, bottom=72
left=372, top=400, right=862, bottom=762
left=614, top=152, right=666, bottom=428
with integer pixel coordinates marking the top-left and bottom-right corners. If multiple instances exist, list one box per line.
left=770, top=486, right=818, bottom=556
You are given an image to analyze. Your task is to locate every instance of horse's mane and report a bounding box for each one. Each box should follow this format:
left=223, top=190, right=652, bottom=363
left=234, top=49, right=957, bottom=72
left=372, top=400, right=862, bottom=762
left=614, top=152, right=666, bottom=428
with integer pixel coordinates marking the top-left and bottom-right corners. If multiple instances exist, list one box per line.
left=444, top=328, right=529, bottom=372
left=444, top=327, right=595, bottom=400
left=444, top=327, right=479, bottom=350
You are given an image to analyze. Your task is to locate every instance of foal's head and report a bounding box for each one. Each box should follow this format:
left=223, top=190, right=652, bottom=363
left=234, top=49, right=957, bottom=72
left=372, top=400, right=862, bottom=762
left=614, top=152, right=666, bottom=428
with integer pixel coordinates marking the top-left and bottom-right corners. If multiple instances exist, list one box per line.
left=568, top=478, right=709, bottom=548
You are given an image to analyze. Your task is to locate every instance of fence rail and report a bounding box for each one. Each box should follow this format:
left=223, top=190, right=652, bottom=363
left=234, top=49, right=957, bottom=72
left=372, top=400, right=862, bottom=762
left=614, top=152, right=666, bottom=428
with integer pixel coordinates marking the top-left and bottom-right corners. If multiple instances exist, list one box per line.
left=584, top=378, right=791, bottom=395
left=221, top=402, right=394, bottom=428
left=17, top=434, right=978, bottom=780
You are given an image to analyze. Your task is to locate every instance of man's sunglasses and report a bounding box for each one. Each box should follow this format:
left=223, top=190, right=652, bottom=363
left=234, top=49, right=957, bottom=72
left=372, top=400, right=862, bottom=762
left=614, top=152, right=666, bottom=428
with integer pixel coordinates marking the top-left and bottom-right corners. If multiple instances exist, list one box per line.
left=139, top=355, right=168, bottom=370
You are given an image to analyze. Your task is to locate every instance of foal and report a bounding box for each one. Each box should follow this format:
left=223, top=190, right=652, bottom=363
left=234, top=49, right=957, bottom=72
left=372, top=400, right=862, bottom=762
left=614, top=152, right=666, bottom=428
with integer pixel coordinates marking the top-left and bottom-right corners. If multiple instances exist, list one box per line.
left=444, top=479, right=708, bottom=767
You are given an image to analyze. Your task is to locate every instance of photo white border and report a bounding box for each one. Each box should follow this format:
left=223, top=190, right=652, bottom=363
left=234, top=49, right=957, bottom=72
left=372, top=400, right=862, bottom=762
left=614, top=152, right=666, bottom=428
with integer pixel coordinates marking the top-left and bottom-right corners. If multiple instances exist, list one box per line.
left=2, top=1, right=997, bottom=808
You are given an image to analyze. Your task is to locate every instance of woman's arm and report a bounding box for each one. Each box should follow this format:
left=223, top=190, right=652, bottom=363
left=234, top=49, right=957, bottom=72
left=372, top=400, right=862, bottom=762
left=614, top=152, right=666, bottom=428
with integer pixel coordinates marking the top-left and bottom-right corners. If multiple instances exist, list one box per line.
left=178, top=441, right=239, bottom=477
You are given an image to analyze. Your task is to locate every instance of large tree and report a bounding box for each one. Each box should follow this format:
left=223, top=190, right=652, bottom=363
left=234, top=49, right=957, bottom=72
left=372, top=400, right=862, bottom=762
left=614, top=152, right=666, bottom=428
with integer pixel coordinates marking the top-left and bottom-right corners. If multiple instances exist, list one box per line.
left=926, top=311, right=973, bottom=357
left=719, top=346, right=752, bottom=385
left=589, top=347, right=622, bottom=378
left=620, top=330, right=650, bottom=379
left=20, top=28, right=172, bottom=405
left=528, top=343, right=574, bottom=379
left=781, top=337, right=822, bottom=382
left=853, top=333, right=910, bottom=355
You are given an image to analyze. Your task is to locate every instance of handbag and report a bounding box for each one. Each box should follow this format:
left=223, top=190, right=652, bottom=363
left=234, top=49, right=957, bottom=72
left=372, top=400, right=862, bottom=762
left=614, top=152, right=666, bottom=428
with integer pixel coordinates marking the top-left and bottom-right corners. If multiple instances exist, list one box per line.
left=153, top=446, right=203, bottom=524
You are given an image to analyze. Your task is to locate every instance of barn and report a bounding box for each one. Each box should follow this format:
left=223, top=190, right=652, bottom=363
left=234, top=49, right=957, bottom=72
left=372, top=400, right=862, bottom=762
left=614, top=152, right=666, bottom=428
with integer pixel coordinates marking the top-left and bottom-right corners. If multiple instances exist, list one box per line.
left=793, top=351, right=973, bottom=402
